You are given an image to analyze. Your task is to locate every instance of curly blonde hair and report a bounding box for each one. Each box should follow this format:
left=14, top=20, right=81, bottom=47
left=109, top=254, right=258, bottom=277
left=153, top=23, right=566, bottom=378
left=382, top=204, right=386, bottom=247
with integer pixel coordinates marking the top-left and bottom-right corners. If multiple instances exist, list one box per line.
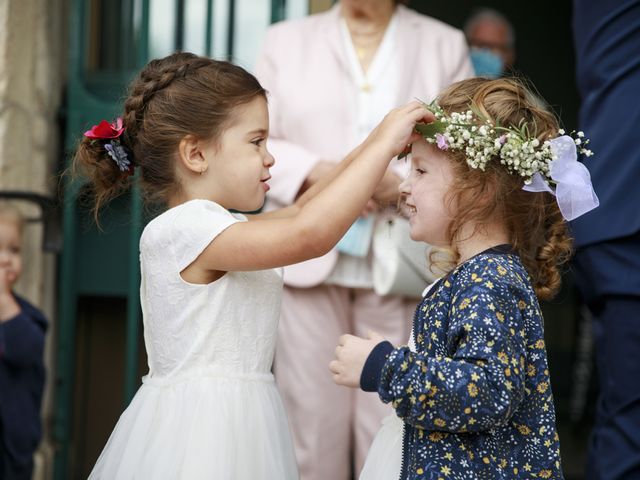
left=435, top=77, right=573, bottom=300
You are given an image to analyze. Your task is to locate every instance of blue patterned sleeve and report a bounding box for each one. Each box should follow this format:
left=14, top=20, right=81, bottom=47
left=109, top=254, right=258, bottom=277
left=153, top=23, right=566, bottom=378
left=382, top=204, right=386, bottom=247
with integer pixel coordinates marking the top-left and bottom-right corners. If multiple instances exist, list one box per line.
left=378, top=267, right=528, bottom=433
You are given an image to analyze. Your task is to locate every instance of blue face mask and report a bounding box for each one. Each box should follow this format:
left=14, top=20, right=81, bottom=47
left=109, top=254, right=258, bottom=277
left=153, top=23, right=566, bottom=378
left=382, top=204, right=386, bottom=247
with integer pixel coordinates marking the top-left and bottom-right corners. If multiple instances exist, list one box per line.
left=336, top=216, right=375, bottom=257
left=470, top=48, right=504, bottom=78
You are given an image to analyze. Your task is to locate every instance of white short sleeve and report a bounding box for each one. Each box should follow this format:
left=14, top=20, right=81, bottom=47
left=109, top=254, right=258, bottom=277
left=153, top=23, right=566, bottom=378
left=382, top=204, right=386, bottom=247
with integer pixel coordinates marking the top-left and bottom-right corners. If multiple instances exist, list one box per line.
left=169, top=199, right=242, bottom=271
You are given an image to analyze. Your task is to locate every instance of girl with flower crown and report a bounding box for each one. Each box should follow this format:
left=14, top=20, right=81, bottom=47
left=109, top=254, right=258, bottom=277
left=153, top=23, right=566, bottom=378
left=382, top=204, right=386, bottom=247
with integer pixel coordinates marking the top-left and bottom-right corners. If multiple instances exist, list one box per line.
left=330, top=77, right=599, bottom=480
left=74, top=51, right=429, bottom=480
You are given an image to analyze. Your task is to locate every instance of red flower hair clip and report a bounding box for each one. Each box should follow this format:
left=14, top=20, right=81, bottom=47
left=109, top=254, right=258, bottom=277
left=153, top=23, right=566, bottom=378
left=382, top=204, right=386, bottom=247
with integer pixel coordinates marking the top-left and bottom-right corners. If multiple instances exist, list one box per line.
left=84, top=118, right=125, bottom=139
left=83, top=117, right=133, bottom=174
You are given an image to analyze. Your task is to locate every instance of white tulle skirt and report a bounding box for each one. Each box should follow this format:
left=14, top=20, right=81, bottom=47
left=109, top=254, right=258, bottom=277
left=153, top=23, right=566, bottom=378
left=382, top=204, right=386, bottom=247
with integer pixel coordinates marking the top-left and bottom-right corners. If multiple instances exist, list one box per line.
left=359, top=413, right=404, bottom=480
left=89, top=373, right=298, bottom=479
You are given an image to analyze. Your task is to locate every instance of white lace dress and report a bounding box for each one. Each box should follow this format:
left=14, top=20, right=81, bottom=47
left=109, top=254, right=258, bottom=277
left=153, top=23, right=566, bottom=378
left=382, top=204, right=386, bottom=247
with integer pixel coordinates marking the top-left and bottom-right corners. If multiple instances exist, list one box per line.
left=89, top=199, right=298, bottom=479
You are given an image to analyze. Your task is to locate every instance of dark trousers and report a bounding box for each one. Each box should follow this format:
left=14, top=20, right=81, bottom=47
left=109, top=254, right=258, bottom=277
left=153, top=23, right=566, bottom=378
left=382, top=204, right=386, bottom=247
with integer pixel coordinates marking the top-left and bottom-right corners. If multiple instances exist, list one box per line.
left=1, top=421, right=33, bottom=480
left=0, top=449, right=33, bottom=480
left=0, top=451, right=33, bottom=480
left=573, top=232, right=640, bottom=480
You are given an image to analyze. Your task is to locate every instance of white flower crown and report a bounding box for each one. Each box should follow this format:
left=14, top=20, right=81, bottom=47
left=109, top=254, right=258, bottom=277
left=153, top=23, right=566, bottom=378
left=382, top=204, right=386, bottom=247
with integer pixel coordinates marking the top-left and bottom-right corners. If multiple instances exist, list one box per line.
left=408, top=101, right=593, bottom=184
left=404, top=101, right=599, bottom=221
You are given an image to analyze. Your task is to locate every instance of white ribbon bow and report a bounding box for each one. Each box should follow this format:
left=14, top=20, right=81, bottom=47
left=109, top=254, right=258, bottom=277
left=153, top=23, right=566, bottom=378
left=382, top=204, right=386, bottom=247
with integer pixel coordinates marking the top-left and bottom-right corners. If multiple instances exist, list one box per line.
left=523, top=135, right=599, bottom=221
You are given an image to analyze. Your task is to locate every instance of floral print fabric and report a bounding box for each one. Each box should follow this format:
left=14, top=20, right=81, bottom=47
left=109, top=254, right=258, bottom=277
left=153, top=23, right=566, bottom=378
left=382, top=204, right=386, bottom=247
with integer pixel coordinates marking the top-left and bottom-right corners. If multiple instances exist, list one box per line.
left=378, top=251, right=564, bottom=479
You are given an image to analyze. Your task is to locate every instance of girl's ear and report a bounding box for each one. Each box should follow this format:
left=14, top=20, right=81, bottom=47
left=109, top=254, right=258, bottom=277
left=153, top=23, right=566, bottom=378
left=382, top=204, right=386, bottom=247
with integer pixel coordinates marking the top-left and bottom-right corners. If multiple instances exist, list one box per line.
left=177, top=135, right=207, bottom=174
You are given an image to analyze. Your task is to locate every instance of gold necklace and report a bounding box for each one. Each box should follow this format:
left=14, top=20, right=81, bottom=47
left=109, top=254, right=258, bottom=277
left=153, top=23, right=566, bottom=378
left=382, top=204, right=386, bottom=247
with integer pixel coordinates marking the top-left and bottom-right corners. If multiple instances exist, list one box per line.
left=345, top=13, right=391, bottom=85
left=350, top=30, right=385, bottom=60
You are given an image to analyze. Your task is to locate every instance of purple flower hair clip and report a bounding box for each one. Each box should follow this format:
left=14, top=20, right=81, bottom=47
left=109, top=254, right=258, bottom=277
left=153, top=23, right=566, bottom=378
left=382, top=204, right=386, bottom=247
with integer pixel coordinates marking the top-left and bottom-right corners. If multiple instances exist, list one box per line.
left=104, top=140, right=132, bottom=173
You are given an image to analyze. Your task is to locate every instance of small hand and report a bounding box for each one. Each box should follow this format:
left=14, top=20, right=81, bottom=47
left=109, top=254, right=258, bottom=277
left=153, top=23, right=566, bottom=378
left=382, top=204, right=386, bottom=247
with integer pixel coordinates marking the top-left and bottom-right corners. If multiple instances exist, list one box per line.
left=329, top=331, right=386, bottom=388
left=0, top=267, right=20, bottom=322
left=369, top=101, right=436, bottom=159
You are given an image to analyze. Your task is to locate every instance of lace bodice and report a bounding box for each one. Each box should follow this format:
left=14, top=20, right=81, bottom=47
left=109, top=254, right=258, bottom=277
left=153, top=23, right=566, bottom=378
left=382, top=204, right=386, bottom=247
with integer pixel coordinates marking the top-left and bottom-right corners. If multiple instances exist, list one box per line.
left=139, top=199, right=283, bottom=380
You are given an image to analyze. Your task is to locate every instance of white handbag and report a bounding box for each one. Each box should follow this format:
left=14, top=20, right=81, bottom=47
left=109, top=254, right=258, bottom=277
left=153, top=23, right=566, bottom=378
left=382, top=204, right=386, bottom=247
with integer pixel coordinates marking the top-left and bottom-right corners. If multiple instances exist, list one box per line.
left=372, top=216, right=440, bottom=298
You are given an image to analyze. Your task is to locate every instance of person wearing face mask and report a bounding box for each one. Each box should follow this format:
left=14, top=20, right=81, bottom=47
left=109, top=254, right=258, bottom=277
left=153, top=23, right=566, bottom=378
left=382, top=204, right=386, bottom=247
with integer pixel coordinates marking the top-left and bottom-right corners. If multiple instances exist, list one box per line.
left=464, top=8, right=515, bottom=78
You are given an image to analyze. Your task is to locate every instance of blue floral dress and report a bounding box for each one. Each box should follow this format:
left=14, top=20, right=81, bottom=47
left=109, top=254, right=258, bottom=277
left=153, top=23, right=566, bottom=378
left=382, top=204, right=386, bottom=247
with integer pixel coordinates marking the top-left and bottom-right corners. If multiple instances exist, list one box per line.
left=360, top=246, right=564, bottom=479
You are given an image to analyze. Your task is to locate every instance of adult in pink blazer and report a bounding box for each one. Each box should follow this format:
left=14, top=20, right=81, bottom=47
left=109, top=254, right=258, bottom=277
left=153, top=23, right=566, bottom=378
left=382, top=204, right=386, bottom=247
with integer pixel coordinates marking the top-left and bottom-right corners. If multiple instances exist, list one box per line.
left=255, top=2, right=473, bottom=479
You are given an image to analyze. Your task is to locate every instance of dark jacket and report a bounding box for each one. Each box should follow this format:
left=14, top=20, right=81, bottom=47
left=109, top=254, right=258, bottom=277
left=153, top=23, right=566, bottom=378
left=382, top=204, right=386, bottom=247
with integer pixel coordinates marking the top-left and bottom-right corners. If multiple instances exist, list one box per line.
left=0, top=294, right=47, bottom=479
left=571, top=0, right=640, bottom=248
left=362, top=249, right=563, bottom=479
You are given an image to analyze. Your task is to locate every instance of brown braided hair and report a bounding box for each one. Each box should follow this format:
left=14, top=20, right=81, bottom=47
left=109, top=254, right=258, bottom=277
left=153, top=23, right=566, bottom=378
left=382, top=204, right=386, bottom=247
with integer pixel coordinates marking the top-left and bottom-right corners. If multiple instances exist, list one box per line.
left=435, top=77, right=573, bottom=300
left=73, top=52, right=266, bottom=217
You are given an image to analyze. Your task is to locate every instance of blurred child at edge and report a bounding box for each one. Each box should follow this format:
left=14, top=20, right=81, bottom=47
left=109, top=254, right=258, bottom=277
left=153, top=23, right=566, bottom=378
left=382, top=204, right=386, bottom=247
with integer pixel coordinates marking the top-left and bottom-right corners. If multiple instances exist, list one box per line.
left=0, top=204, right=48, bottom=480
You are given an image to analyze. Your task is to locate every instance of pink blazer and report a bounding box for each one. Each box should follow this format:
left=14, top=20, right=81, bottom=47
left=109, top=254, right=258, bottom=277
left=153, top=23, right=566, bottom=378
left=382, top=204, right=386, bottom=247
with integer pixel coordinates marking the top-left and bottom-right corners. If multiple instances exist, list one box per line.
left=254, top=4, right=474, bottom=288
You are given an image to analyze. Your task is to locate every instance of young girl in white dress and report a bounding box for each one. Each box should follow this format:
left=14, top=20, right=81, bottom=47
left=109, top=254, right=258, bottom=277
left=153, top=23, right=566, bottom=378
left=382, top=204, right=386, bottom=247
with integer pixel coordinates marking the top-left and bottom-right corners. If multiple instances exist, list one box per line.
left=74, top=52, right=429, bottom=479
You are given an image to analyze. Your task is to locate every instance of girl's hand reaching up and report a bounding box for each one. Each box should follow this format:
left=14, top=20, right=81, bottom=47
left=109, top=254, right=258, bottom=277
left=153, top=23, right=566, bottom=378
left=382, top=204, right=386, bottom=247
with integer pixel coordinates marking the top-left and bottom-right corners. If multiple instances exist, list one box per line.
left=329, top=331, right=387, bottom=388
left=367, top=101, right=435, bottom=160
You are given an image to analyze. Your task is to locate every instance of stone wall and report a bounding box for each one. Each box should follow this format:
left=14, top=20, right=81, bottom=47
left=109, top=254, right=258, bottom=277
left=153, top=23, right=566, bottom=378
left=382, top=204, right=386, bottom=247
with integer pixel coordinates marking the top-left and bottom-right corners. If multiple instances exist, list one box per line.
left=0, top=0, right=68, bottom=478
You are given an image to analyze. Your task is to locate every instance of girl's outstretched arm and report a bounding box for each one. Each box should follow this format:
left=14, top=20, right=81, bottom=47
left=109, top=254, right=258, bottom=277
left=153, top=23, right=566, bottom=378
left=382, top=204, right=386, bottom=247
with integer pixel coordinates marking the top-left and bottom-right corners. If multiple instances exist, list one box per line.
left=254, top=142, right=365, bottom=221
left=189, top=102, right=430, bottom=274
left=260, top=103, right=424, bottom=221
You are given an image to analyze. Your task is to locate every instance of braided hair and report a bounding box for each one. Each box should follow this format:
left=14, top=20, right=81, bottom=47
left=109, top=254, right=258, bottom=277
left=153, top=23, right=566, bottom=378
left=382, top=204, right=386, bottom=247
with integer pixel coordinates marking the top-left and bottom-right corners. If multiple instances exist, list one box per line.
left=73, top=52, right=266, bottom=216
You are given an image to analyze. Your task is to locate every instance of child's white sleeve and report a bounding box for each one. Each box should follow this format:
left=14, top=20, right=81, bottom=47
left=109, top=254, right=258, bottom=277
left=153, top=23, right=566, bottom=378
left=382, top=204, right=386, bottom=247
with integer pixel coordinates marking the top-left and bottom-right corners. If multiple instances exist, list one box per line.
left=170, top=199, right=242, bottom=272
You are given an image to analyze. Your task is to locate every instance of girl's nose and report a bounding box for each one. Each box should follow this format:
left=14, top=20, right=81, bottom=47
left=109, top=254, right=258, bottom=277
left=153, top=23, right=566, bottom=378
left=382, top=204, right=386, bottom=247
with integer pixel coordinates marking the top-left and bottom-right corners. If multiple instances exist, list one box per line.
left=398, top=177, right=410, bottom=195
left=265, top=150, right=275, bottom=168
